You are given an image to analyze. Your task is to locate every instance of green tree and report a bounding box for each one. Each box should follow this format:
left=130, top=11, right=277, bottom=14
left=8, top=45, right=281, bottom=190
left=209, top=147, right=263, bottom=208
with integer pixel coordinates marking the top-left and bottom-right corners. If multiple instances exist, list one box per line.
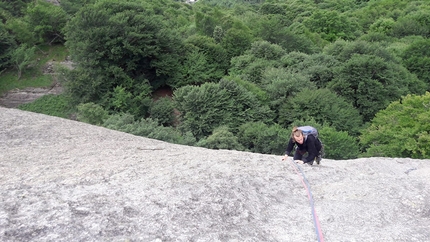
left=178, top=35, right=229, bottom=86
left=221, top=27, right=253, bottom=59
left=149, top=97, right=175, bottom=127
left=401, top=38, right=430, bottom=88
left=0, top=0, right=32, bottom=17
left=60, top=0, right=96, bottom=15
left=369, top=17, right=395, bottom=35
left=64, top=0, right=184, bottom=118
left=173, top=83, right=233, bottom=139
left=328, top=54, right=426, bottom=122
left=228, top=41, right=285, bottom=84
left=360, top=92, right=430, bottom=159
left=261, top=67, right=315, bottom=122
left=283, top=52, right=341, bottom=88
left=391, top=10, right=430, bottom=38
left=4, top=17, right=36, bottom=45
left=0, top=23, right=16, bottom=72
left=173, top=79, right=271, bottom=139
left=253, top=14, right=318, bottom=54
left=237, top=122, right=290, bottom=155
left=197, top=126, right=244, bottom=150
left=303, top=9, right=359, bottom=42
left=77, top=102, right=109, bottom=125
left=279, top=88, right=363, bottom=135
left=319, top=125, right=359, bottom=160
left=25, top=1, right=68, bottom=44
left=10, top=44, right=36, bottom=80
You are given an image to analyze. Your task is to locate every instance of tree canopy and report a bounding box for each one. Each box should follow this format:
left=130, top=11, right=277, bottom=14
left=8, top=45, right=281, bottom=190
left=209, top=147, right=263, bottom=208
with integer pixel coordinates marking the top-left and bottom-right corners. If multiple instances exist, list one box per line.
left=2, top=0, right=430, bottom=159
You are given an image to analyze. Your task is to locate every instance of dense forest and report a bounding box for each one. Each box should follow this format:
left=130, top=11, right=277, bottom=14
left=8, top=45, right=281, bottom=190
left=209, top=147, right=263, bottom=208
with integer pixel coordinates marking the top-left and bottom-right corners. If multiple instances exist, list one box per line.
left=1, top=0, right=429, bottom=159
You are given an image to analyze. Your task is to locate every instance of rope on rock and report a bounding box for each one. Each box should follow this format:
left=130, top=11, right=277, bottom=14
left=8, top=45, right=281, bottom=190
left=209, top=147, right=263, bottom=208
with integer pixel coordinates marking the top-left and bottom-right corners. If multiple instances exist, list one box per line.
left=289, top=159, right=325, bottom=242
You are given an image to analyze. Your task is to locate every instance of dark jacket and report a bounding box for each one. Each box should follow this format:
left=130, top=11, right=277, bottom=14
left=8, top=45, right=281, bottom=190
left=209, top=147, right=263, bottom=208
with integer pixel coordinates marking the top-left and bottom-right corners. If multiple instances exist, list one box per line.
left=285, top=134, right=319, bottom=163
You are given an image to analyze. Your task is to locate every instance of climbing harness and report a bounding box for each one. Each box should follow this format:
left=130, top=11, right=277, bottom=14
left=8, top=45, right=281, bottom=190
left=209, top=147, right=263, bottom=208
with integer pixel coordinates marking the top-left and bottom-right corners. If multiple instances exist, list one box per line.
left=289, top=159, right=325, bottom=242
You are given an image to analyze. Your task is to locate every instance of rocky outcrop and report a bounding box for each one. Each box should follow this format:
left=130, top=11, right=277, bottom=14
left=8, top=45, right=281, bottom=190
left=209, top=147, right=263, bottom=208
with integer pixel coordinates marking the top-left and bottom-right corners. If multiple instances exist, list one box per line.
left=1, top=107, right=429, bottom=241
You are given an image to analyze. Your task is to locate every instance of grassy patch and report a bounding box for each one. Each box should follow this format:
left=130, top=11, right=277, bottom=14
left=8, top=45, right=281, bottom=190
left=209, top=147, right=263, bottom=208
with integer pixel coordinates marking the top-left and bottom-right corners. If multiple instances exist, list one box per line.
left=18, top=94, right=73, bottom=119
left=0, top=44, right=69, bottom=95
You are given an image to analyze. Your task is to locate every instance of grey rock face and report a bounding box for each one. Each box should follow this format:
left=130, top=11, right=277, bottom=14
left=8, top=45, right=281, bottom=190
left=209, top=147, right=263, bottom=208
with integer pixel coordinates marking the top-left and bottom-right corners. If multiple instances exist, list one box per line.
left=1, top=107, right=429, bottom=241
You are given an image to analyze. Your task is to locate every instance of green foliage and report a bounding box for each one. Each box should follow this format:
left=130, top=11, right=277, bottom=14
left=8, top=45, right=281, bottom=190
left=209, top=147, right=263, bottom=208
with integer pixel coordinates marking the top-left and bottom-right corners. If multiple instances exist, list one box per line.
left=149, top=97, right=175, bottom=126
left=248, top=40, right=285, bottom=60
left=284, top=52, right=341, bottom=88
left=230, top=56, right=277, bottom=84
left=0, top=24, right=16, bottom=72
left=401, top=38, right=430, bottom=88
left=76, top=102, right=109, bottom=125
left=64, top=0, right=184, bottom=118
left=18, top=94, right=71, bottom=118
left=102, top=112, right=135, bottom=131
left=4, top=17, right=36, bottom=45
left=4, top=0, right=430, bottom=160
left=25, top=1, right=68, bottom=44
left=174, top=83, right=232, bottom=139
left=178, top=34, right=229, bottom=86
left=195, top=10, right=219, bottom=37
left=261, top=67, right=315, bottom=122
left=237, top=122, right=290, bottom=155
left=0, top=44, right=67, bottom=94
left=328, top=53, right=426, bottom=122
left=60, top=0, right=97, bottom=15
left=391, top=10, right=430, bottom=38
left=258, top=3, right=286, bottom=15
left=253, top=15, right=319, bottom=53
left=0, top=0, right=32, bottom=18
left=279, top=88, right=363, bottom=135
left=303, top=9, right=359, bottom=42
left=229, top=41, right=285, bottom=84
left=109, top=85, right=132, bottom=111
left=224, top=75, right=269, bottom=104
left=197, top=126, right=244, bottom=150
left=319, top=126, right=360, bottom=160
left=324, top=39, right=398, bottom=64
left=173, top=79, right=271, bottom=139
left=360, top=92, right=430, bottom=159
left=369, top=17, right=395, bottom=35
left=10, top=44, right=36, bottom=80
left=103, top=113, right=195, bottom=145
left=221, top=27, right=253, bottom=59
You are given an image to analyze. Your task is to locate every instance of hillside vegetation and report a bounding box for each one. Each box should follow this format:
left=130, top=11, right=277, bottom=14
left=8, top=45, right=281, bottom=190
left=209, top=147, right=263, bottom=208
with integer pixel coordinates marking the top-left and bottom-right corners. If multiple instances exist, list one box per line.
left=1, top=0, right=429, bottom=159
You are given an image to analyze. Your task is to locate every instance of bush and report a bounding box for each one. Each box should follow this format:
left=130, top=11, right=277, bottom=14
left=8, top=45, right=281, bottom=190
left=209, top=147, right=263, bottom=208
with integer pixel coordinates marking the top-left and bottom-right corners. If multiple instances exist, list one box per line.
left=319, top=126, right=359, bottom=160
left=149, top=97, right=175, bottom=126
left=103, top=114, right=195, bottom=145
left=76, top=102, right=109, bottom=125
left=18, top=94, right=70, bottom=118
left=279, top=88, right=363, bottom=135
left=173, top=80, right=272, bottom=139
left=197, top=126, right=244, bottom=150
left=237, top=122, right=290, bottom=155
left=359, top=92, right=430, bottom=159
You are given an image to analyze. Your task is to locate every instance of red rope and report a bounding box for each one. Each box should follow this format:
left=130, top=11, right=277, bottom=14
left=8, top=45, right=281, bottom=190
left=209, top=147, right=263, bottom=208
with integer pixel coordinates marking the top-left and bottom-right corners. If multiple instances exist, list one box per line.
left=289, top=160, right=325, bottom=242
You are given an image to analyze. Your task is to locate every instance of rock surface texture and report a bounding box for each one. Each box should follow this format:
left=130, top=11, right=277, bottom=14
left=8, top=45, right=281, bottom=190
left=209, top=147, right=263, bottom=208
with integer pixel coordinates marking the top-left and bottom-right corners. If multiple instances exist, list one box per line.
left=1, top=107, right=429, bottom=242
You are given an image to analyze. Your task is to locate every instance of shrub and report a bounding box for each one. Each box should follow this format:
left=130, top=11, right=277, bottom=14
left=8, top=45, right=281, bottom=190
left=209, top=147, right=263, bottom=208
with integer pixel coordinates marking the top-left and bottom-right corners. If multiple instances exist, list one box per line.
left=18, top=94, right=70, bottom=118
left=237, top=122, right=290, bottom=155
left=197, top=126, right=244, bottom=150
left=149, top=97, right=175, bottom=126
left=319, top=126, right=359, bottom=160
left=76, top=102, right=108, bottom=125
left=359, top=92, right=430, bottom=159
left=279, top=88, right=363, bottom=135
